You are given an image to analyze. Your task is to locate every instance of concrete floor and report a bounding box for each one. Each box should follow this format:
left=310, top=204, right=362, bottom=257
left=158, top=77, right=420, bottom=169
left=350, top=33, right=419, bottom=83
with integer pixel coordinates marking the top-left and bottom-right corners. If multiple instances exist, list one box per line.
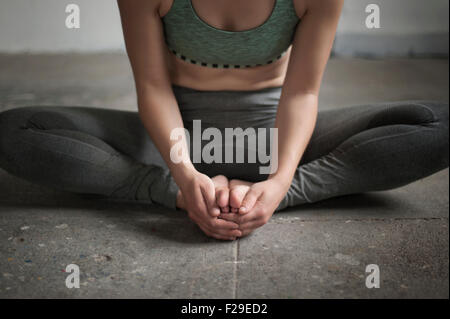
left=0, top=54, right=448, bottom=298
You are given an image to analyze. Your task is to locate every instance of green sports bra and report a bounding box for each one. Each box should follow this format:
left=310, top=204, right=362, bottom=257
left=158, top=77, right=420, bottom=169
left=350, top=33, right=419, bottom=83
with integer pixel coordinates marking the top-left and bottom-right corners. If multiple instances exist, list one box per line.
left=162, top=0, right=300, bottom=69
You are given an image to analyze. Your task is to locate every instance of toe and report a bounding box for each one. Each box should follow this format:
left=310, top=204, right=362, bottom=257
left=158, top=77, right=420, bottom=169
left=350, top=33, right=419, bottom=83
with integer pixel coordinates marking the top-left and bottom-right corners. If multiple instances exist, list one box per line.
left=212, top=175, right=228, bottom=188
left=230, top=186, right=247, bottom=209
left=216, top=188, right=229, bottom=209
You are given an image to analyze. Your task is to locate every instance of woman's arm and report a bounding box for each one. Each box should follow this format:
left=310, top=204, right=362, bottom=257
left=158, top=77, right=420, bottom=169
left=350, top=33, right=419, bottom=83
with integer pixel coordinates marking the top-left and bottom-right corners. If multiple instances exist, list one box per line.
left=118, top=0, right=188, bottom=177
left=117, top=0, right=241, bottom=239
left=272, top=0, right=344, bottom=187
left=236, top=0, right=344, bottom=234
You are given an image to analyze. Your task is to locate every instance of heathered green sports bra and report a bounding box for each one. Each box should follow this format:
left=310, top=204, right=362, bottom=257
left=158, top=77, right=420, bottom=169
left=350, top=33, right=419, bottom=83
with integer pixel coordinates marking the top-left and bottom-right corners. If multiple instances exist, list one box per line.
left=162, top=0, right=300, bottom=69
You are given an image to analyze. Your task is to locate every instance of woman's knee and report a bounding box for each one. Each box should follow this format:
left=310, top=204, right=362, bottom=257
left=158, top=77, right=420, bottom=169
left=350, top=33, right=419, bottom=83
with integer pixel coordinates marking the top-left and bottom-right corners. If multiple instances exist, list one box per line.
left=424, top=101, right=449, bottom=139
left=0, top=107, right=42, bottom=164
left=0, top=106, right=38, bottom=132
left=0, top=108, right=22, bottom=159
left=406, top=101, right=449, bottom=145
left=0, top=107, right=28, bottom=141
left=416, top=101, right=449, bottom=126
left=421, top=101, right=449, bottom=168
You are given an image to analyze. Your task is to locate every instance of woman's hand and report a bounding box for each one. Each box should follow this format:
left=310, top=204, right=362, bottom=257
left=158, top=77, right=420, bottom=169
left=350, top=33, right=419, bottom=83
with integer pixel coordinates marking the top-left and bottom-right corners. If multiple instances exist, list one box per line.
left=176, top=170, right=242, bottom=240
left=220, top=178, right=289, bottom=237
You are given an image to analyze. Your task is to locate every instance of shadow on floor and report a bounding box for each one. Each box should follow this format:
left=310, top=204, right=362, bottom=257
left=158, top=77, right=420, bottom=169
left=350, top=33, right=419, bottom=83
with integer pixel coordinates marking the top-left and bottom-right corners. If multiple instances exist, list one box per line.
left=1, top=188, right=404, bottom=243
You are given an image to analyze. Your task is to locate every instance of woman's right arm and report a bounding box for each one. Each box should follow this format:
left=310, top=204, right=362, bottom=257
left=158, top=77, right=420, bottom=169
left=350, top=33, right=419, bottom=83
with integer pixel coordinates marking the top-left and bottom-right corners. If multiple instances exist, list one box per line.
left=117, top=0, right=240, bottom=239
left=118, top=0, right=189, bottom=181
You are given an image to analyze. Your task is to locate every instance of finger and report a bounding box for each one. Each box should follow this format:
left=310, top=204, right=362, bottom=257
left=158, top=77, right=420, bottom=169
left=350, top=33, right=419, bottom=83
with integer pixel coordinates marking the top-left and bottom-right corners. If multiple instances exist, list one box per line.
left=235, top=209, right=259, bottom=224
left=189, top=209, right=238, bottom=239
left=193, top=186, right=209, bottom=214
left=201, top=220, right=242, bottom=238
left=196, top=215, right=241, bottom=236
left=220, top=211, right=260, bottom=226
left=212, top=218, right=241, bottom=231
left=209, top=219, right=242, bottom=237
left=239, top=219, right=266, bottom=232
left=219, top=213, right=241, bottom=223
left=239, top=190, right=260, bottom=214
left=217, top=228, right=242, bottom=238
left=201, top=181, right=221, bottom=217
left=197, top=223, right=236, bottom=241
left=221, top=205, right=230, bottom=213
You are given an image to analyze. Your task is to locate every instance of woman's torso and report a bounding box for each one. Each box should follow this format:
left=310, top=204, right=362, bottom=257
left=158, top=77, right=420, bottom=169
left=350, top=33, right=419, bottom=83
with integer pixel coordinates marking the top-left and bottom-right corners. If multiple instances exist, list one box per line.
left=159, top=0, right=306, bottom=91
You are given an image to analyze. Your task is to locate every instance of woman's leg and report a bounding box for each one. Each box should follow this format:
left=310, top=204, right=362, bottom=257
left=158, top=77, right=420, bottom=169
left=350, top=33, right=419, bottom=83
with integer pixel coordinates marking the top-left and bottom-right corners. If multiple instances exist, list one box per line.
left=0, top=106, right=179, bottom=208
left=278, top=100, right=449, bottom=210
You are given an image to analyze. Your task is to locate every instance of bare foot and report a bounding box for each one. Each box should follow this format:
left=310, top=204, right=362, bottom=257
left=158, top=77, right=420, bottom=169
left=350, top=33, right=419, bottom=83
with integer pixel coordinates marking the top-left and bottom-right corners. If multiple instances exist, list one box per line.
left=176, top=175, right=231, bottom=213
left=229, top=179, right=253, bottom=213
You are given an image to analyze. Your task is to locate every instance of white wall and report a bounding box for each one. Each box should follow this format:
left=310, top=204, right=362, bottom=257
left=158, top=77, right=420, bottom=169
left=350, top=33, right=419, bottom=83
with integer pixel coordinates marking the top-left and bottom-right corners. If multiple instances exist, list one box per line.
left=0, top=0, right=448, bottom=56
left=0, top=0, right=123, bottom=52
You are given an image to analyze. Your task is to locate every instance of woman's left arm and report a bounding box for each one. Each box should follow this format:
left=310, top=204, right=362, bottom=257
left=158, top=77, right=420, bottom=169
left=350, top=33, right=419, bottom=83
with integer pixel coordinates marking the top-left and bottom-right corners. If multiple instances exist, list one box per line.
left=271, top=0, right=344, bottom=188
left=236, top=0, right=344, bottom=233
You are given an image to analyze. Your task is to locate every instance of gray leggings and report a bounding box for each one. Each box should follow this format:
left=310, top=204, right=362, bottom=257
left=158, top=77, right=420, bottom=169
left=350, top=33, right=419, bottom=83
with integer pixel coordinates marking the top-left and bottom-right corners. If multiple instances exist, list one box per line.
left=0, top=85, right=448, bottom=210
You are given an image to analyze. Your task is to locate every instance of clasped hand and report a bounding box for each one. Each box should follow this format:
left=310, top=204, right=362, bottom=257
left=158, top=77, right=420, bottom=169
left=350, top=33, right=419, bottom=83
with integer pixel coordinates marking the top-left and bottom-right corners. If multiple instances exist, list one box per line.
left=176, top=172, right=287, bottom=240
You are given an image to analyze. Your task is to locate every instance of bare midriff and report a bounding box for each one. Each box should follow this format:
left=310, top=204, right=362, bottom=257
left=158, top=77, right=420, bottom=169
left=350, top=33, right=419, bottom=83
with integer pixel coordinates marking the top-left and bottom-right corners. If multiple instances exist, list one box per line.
left=166, top=48, right=291, bottom=91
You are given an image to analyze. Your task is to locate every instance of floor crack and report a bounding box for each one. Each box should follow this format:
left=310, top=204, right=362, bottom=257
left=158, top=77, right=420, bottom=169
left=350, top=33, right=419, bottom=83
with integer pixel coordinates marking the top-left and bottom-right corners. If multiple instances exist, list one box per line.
left=231, top=239, right=240, bottom=299
left=270, top=216, right=449, bottom=224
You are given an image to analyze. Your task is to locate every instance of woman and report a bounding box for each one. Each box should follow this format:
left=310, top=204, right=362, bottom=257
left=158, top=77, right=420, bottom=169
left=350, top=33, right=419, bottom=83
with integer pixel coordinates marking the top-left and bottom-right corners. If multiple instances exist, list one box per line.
left=0, top=0, right=448, bottom=241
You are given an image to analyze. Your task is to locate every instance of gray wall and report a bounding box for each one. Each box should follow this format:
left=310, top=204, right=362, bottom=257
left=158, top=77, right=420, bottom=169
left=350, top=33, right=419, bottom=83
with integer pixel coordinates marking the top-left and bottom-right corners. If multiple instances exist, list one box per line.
left=334, top=0, right=449, bottom=57
left=0, top=0, right=448, bottom=57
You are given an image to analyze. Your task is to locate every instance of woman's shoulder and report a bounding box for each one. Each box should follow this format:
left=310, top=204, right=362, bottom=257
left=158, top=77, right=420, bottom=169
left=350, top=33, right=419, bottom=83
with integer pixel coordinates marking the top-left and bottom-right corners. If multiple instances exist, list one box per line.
left=300, top=0, right=344, bottom=14
left=118, top=0, right=166, bottom=15
left=158, top=0, right=174, bottom=17
left=293, top=0, right=307, bottom=19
